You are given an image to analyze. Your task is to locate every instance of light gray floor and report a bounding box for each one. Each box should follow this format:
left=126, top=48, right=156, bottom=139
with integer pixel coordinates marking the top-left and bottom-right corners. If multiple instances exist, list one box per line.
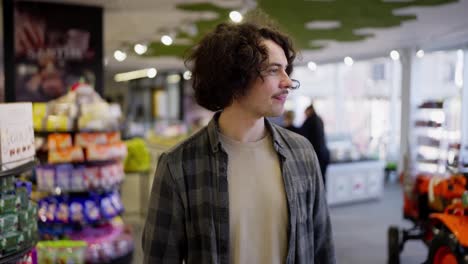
left=128, top=183, right=428, bottom=264
left=330, top=183, right=427, bottom=264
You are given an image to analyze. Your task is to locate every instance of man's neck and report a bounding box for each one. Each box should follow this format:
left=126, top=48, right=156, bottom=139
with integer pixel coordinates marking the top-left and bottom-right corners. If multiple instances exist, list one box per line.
left=218, top=107, right=266, bottom=143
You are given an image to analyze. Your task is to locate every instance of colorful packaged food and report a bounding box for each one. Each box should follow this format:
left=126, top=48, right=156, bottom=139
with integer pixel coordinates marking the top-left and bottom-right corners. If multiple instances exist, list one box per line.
left=75, top=132, right=107, bottom=147
left=47, top=133, right=72, bottom=150
left=84, top=167, right=100, bottom=189
left=70, top=200, right=85, bottom=223
left=48, top=146, right=84, bottom=164
left=71, top=166, right=87, bottom=191
left=0, top=195, right=18, bottom=214
left=55, top=164, right=73, bottom=191
left=56, top=201, right=70, bottom=224
left=17, top=210, right=29, bottom=231
left=85, top=200, right=101, bottom=223
left=0, top=214, right=19, bottom=234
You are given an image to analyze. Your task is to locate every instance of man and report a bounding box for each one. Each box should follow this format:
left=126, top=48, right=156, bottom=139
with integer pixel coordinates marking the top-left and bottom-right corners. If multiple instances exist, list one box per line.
left=283, top=110, right=300, bottom=134
left=142, top=22, right=335, bottom=264
left=301, top=104, right=331, bottom=186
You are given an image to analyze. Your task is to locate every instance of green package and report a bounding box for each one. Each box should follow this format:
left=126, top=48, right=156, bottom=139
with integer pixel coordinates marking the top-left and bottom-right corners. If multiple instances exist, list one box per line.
left=0, top=214, right=19, bottom=235
left=18, top=210, right=29, bottom=231
left=0, top=195, right=17, bottom=214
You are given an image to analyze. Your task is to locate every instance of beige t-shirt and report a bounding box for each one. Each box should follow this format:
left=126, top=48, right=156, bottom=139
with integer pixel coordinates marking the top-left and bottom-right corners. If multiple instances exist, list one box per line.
left=219, top=132, right=288, bottom=264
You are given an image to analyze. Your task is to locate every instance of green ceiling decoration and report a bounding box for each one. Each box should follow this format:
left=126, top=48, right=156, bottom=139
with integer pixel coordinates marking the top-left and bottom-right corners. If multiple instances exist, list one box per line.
left=142, top=0, right=457, bottom=57
left=257, top=0, right=458, bottom=49
left=146, top=3, right=232, bottom=57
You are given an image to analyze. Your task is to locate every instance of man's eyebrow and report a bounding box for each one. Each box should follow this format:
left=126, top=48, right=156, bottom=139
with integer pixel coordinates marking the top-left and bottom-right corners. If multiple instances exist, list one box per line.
left=267, top=62, right=288, bottom=68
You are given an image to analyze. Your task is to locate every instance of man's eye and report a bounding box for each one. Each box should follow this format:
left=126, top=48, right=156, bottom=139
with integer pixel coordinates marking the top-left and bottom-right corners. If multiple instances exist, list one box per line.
left=268, top=68, right=279, bottom=74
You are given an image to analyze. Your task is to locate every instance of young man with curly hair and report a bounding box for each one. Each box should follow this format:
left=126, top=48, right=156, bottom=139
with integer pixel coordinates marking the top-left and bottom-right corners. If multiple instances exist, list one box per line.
left=142, top=22, right=336, bottom=264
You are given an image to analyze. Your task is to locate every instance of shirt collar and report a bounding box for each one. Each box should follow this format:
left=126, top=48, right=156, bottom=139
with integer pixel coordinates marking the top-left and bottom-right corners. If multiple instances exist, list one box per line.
left=207, top=111, right=285, bottom=153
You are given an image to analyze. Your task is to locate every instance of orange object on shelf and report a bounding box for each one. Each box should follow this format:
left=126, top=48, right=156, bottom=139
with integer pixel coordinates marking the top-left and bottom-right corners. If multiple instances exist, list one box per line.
left=47, top=133, right=72, bottom=150
left=48, top=146, right=84, bottom=164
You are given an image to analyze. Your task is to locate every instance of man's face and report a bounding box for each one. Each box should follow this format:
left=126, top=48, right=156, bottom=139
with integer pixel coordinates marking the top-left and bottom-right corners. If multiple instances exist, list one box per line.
left=234, top=39, right=293, bottom=118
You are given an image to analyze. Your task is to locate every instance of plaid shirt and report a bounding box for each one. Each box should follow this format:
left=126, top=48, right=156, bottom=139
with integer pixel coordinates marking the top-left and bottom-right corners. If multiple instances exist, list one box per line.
left=142, top=113, right=336, bottom=264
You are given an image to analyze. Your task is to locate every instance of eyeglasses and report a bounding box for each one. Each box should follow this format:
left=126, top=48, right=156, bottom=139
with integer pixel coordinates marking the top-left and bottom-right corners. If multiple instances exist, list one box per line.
left=290, top=79, right=300, bottom=90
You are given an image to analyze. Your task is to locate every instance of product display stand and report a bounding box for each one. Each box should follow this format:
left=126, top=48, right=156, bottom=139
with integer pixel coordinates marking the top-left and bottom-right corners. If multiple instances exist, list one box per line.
left=0, top=161, right=37, bottom=264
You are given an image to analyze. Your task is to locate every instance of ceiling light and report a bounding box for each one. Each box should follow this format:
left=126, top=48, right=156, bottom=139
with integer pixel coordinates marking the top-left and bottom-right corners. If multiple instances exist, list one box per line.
left=114, top=68, right=157, bottom=82
left=416, top=49, right=425, bottom=58
left=147, top=68, right=157, bottom=78
left=113, top=50, right=127, bottom=62
left=134, top=43, right=148, bottom=55
left=390, top=50, right=400, bottom=61
left=183, top=70, right=192, bottom=80
left=229, top=11, right=243, bottom=23
left=344, top=56, right=354, bottom=66
left=307, top=61, right=317, bottom=71
left=161, top=35, right=173, bottom=46
left=305, top=21, right=341, bottom=30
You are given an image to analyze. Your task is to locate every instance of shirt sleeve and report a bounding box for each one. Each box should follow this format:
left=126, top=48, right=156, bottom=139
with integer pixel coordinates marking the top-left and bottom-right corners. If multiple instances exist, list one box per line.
left=142, top=153, right=186, bottom=263
left=312, top=153, right=336, bottom=263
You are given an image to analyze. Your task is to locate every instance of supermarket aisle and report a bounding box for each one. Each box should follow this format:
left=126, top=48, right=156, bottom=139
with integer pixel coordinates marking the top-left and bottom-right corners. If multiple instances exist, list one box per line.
left=330, top=183, right=427, bottom=264
left=128, top=183, right=426, bottom=264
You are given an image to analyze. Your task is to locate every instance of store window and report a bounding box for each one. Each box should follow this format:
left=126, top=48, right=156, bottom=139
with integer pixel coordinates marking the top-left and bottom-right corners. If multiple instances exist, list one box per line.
left=291, top=56, right=401, bottom=162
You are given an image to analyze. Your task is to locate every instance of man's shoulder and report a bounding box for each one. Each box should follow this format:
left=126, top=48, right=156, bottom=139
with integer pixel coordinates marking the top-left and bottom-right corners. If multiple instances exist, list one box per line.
left=162, top=126, right=211, bottom=161
left=271, top=123, right=311, bottom=149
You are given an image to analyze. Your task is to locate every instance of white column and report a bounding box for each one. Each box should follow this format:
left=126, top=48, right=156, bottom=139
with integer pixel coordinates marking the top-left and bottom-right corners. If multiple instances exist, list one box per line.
left=398, top=48, right=414, bottom=175
left=460, top=48, right=468, bottom=171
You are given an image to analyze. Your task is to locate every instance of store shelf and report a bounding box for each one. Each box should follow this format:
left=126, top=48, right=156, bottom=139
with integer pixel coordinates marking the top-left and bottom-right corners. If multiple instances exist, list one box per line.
left=35, top=130, right=120, bottom=137
left=0, top=160, right=36, bottom=178
left=0, top=244, right=34, bottom=264
left=109, top=250, right=133, bottom=264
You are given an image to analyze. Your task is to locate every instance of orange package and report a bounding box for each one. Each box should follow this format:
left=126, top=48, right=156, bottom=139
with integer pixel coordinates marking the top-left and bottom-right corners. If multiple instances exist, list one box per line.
left=48, top=146, right=84, bottom=164
left=47, top=133, right=72, bottom=150
left=75, top=132, right=107, bottom=147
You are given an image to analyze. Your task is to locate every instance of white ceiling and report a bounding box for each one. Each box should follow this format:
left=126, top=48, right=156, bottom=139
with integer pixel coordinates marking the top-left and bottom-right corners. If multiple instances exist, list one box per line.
left=24, top=0, right=468, bottom=72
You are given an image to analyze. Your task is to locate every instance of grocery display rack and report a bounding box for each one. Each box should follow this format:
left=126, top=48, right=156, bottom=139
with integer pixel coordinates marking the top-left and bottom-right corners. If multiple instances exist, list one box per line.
left=34, top=129, right=133, bottom=264
left=0, top=160, right=37, bottom=264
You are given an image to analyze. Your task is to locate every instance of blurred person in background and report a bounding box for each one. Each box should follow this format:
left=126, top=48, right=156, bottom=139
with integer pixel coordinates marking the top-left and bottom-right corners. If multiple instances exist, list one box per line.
left=301, top=103, right=330, bottom=186
left=142, top=22, right=335, bottom=264
left=283, top=110, right=300, bottom=134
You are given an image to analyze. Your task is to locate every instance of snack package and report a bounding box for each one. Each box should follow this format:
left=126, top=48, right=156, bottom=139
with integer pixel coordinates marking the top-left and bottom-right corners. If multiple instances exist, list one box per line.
left=0, top=195, right=18, bottom=214
left=56, top=164, right=73, bottom=191
left=70, top=200, right=85, bottom=223
left=47, top=133, right=72, bottom=150
left=100, top=197, right=116, bottom=220
left=45, top=115, right=72, bottom=131
left=100, top=165, right=114, bottom=188
left=48, top=146, right=84, bottom=164
left=0, top=214, right=19, bottom=234
left=37, top=200, right=48, bottom=222
left=110, top=192, right=124, bottom=214
left=46, top=199, right=57, bottom=222
left=0, top=176, right=15, bottom=193
left=15, top=181, right=32, bottom=209
left=17, top=210, right=29, bottom=231
left=84, top=200, right=101, bottom=223
left=0, top=232, right=19, bottom=254
left=75, top=133, right=107, bottom=147
left=71, top=166, right=87, bottom=191
left=84, top=167, right=100, bottom=189
left=106, top=132, right=121, bottom=144
left=36, top=165, right=55, bottom=191
left=56, top=201, right=70, bottom=224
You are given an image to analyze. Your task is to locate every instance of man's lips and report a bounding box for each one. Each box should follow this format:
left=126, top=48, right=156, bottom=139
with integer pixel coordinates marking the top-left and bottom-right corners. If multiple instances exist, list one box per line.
left=272, top=93, right=288, bottom=101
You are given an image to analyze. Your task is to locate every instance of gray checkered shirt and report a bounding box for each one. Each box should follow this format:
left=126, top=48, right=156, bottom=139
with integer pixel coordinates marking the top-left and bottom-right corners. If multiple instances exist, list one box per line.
left=142, top=112, right=336, bottom=264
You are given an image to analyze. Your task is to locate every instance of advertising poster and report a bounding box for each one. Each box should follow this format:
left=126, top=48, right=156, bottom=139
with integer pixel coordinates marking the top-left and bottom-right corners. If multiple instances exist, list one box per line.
left=13, top=1, right=102, bottom=102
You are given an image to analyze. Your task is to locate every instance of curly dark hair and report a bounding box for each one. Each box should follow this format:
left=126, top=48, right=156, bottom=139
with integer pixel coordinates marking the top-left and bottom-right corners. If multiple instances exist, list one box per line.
left=186, top=22, right=296, bottom=111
